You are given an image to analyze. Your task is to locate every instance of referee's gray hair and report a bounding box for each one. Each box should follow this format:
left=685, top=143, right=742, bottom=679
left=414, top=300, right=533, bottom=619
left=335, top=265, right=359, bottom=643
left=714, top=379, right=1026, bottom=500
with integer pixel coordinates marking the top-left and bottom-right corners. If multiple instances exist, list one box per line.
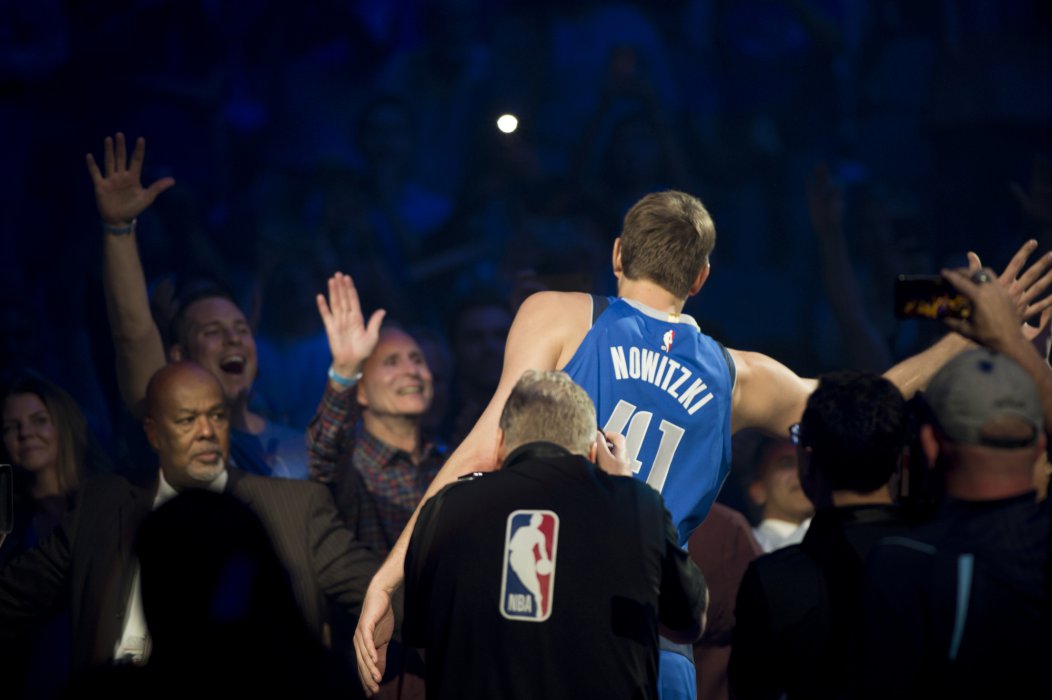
left=499, top=370, right=597, bottom=456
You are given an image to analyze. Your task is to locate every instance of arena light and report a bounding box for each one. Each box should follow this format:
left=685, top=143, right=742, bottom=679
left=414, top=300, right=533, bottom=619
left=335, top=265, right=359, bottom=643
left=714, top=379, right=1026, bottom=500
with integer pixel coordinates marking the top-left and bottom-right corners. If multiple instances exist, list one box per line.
left=497, top=114, right=518, bottom=134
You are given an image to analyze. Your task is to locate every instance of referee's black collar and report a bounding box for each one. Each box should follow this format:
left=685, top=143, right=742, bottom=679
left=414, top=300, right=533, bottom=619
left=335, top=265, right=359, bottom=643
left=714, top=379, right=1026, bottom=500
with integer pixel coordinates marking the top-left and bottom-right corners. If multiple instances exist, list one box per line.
left=502, top=441, right=574, bottom=471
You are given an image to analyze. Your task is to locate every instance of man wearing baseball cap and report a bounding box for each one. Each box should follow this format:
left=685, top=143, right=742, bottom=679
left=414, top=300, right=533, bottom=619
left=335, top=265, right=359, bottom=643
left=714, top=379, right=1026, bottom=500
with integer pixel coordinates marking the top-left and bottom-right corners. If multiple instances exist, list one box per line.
left=857, top=347, right=1050, bottom=699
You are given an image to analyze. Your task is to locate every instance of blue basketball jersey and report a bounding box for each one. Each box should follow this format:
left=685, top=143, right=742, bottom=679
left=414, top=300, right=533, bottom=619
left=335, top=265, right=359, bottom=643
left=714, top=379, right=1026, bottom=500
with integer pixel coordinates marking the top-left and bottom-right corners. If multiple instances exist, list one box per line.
left=563, top=297, right=734, bottom=546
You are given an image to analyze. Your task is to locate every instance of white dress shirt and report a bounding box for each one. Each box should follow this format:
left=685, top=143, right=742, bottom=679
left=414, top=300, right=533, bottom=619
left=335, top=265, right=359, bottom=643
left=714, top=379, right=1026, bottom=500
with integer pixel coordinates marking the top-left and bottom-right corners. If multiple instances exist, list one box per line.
left=113, top=470, right=229, bottom=663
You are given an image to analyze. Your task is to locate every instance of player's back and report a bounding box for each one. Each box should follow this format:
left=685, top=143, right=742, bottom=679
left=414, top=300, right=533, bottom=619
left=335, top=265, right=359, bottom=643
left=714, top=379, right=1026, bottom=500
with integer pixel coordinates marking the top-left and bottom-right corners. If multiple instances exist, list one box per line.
left=563, top=296, right=734, bottom=545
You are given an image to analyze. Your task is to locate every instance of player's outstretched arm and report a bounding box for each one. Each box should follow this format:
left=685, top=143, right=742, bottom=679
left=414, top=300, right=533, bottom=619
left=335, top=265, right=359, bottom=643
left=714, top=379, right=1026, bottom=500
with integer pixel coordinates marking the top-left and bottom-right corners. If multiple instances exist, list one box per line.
left=353, top=290, right=590, bottom=694
left=728, top=349, right=819, bottom=437
left=724, top=240, right=1052, bottom=438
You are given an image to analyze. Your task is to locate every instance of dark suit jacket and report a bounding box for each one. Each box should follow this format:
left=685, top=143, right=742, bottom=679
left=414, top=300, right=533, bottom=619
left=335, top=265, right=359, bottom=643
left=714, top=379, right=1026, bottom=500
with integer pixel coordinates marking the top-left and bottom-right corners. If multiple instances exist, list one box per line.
left=0, top=469, right=379, bottom=675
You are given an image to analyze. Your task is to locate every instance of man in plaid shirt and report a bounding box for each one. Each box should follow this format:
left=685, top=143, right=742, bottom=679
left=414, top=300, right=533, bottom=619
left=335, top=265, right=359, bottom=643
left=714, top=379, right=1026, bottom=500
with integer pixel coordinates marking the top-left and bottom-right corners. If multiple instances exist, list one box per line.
left=307, top=273, right=445, bottom=557
left=307, top=272, right=444, bottom=699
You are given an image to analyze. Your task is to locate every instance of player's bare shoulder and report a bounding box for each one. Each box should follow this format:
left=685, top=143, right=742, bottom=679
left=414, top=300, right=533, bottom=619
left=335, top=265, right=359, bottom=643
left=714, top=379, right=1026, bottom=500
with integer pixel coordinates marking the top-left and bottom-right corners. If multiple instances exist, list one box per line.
left=515, top=291, right=593, bottom=369
left=724, top=346, right=815, bottom=435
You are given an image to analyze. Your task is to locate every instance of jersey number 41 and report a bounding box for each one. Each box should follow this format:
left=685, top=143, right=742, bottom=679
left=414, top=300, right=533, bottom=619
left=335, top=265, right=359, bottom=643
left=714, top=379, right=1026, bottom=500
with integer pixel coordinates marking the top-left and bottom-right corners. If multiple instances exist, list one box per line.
left=602, top=399, right=684, bottom=493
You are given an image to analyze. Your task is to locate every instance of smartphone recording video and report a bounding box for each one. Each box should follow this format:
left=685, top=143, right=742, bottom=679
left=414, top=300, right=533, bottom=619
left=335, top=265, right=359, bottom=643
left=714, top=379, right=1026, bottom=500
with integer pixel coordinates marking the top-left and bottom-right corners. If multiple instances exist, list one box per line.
left=894, top=275, right=972, bottom=320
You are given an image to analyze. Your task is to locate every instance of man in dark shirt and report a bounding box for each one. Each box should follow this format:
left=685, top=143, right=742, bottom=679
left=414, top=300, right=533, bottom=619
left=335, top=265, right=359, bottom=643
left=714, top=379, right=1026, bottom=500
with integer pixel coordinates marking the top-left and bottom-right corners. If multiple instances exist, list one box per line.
left=403, top=370, right=707, bottom=700
left=860, top=348, right=1050, bottom=699
left=729, top=371, right=913, bottom=699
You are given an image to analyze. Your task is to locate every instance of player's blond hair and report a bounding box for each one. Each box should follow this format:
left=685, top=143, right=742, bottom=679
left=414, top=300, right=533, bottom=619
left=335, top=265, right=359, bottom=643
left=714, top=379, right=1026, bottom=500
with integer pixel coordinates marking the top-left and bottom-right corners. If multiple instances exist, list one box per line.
left=620, top=190, right=715, bottom=299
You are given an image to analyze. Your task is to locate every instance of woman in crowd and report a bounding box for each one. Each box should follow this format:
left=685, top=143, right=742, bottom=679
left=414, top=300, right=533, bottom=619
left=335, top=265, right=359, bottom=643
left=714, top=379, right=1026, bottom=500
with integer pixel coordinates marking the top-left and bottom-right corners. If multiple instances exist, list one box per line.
left=0, top=371, right=103, bottom=565
left=0, top=370, right=107, bottom=699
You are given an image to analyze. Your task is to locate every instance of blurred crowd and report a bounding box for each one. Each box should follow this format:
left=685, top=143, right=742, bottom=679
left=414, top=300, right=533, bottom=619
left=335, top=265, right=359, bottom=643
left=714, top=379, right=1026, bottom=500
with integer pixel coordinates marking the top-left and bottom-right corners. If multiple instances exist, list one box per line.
left=2, top=2, right=1052, bottom=698
left=3, top=0, right=1052, bottom=450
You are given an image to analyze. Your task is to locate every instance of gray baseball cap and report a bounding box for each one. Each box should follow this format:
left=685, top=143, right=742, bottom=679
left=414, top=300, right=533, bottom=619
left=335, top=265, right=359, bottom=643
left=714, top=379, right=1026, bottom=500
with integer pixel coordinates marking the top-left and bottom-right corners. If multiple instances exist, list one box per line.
left=924, top=349, right=1043, bottom=448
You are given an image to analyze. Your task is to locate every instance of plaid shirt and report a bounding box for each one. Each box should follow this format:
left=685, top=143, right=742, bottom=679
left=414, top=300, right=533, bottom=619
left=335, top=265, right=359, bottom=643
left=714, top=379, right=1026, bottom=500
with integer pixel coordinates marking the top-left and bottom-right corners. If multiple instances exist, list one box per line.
left=307, top=381, right=443, bottom=555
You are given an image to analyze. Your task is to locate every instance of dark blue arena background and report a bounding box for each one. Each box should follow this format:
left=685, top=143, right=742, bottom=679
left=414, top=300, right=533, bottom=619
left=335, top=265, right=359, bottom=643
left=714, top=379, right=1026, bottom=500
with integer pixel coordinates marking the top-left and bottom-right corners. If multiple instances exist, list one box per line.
left=3, top=0, right=1052, bottom=446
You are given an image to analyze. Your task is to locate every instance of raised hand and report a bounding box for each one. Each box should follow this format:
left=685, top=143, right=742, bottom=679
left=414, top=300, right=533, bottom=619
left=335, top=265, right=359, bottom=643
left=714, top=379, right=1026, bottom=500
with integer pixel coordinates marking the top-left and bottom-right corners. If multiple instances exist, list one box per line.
left=996, top=240, right=1052, bottom=326
left=980, top=240, right=1052, bottom=340
left=967, top=241, right=1052, bottom=327
left=315, top=272, right=386, bottom=379
left=941, top=267, right=1025, bottom=352
left=86, top=133, right=175, bottom=226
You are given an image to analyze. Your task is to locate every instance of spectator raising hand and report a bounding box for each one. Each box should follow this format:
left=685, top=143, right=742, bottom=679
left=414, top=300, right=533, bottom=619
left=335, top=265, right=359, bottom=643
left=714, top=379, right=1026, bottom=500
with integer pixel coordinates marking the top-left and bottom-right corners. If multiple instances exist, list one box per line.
left=86, top=132, right=175, bottom=228
left=315, top=272, right=387, bottom=383
left=942, top=264, right=1052, bottom=439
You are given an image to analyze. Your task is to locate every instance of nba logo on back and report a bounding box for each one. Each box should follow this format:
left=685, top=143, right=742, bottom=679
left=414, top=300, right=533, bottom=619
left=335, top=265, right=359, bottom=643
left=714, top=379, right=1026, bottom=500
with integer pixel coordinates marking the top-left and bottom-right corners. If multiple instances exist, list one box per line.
left=500, top=509, right=559, bottom=622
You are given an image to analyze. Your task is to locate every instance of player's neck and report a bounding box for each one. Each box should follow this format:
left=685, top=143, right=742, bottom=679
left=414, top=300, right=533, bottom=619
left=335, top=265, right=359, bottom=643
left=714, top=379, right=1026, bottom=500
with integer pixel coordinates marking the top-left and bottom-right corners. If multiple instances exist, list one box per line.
left=617, top=278, right=686, bottom=315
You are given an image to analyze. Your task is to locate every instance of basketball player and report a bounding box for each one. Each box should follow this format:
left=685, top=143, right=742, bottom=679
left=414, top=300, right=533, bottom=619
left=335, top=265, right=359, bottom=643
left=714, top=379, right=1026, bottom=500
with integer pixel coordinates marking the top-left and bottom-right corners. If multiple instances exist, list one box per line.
left=352, top=190, right=1052, bottom=697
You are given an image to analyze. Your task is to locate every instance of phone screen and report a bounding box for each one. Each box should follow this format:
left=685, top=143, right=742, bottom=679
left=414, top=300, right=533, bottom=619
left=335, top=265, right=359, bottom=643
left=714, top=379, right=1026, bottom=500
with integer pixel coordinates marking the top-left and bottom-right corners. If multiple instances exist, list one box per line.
left=894, top=275, right=972, bottom=320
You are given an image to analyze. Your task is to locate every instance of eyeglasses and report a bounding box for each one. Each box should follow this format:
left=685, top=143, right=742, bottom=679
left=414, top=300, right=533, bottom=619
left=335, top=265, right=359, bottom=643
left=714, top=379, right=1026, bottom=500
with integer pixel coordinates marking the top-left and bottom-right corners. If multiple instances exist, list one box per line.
left=789, top=423, right=804, bottom=446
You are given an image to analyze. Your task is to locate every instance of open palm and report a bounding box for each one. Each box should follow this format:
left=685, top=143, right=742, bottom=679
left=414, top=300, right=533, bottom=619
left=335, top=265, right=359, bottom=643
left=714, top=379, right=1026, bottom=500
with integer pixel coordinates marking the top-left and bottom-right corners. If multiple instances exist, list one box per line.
left=85, top=132, right=174, bottom=225
left=316, top=272, right=386, bottom=376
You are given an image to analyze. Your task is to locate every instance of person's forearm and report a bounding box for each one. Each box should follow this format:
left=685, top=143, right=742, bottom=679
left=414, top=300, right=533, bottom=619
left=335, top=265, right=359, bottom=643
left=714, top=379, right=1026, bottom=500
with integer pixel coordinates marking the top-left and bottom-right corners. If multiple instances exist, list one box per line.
left=990, top=334, right=1052, bottom=438
left=306, top=381, right=360, bottom=483
left=882, top=332, right=972, bottom=399
left=102, top=231, right=167, bottom=417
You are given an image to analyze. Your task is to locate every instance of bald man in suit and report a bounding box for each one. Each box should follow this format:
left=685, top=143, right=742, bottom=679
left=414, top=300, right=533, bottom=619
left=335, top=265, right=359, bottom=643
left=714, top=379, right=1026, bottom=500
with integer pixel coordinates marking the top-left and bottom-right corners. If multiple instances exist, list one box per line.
left=0, top=362, right=378, bottom=691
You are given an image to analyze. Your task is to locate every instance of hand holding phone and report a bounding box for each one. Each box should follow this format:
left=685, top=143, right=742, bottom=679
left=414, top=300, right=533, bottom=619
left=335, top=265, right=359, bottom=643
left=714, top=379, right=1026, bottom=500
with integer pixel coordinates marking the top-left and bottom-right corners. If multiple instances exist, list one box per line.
left=938, top=266, right=1030, bottom=351
left=894, top=275, right=973, bottom=320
